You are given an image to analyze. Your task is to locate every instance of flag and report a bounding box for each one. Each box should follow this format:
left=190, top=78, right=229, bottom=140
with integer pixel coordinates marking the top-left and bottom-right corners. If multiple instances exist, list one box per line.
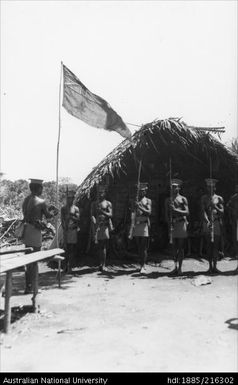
left=62, top=65, right=131, bottom=139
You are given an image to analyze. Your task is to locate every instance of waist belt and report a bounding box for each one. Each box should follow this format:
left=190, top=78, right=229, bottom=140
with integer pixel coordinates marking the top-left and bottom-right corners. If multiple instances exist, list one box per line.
left=136, top=217, right=148, bottom=224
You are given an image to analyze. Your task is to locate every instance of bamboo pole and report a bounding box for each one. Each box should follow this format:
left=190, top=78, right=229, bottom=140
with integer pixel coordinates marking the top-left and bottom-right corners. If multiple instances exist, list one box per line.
left=56, top=61, right=63, bottom=248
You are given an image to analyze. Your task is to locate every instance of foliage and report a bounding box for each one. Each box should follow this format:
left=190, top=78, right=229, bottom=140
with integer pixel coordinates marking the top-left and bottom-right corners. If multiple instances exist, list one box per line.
left=0, top=179, right=78, bottom=219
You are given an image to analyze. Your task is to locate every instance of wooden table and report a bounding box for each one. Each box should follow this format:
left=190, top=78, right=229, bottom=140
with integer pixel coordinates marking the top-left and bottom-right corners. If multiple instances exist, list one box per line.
left=0, top=247, right=65, bottom=333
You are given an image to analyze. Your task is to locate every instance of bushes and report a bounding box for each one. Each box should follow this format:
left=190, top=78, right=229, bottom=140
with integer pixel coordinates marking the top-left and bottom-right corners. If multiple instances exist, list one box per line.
left=0, top=179, right=78, bottom=219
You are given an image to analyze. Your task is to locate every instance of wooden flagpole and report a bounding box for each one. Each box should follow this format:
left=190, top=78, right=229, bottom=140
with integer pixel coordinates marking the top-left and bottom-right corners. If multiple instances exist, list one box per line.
left=56, top=61, right=63, bottom=247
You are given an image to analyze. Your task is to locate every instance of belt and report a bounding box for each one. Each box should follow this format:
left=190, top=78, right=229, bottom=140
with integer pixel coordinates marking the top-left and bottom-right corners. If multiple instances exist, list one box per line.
left=136, top=218, right=148, bottom=224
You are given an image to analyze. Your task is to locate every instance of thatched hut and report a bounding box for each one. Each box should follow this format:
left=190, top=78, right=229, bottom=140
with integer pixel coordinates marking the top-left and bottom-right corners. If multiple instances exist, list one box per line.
left=75, top=118, right=238, bottom=257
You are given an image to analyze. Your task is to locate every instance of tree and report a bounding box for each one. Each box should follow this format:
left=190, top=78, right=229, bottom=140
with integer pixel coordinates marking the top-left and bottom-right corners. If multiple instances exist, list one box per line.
left=0, top=179, right=78, bottom=218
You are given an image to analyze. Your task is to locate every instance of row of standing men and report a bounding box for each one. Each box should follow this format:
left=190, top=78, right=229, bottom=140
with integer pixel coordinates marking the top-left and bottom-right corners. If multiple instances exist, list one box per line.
left=21, top=177, right=238, bottom=293
left=85, top=178, right=230, bottom=275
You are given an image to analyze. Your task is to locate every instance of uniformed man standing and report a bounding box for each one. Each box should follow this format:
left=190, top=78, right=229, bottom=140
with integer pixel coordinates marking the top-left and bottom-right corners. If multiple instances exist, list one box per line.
left=22, top=178, right=58, bottom=293
left=61, top=190, right=80, bottom=273
left=91, top=184, right=113, bottom=272
left=201, top=178, right=224, bottom=273
left=129, top=183, right=152, bottom=274
left=165, top=179, right=189, bottom=275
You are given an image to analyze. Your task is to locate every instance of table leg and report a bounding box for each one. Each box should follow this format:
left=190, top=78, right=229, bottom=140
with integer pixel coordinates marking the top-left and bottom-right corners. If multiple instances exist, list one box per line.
left=58, top=259, right=61, bottom=288
left=4, top=271, right=12, bottom=333
left=31, top=262, right=39, bottom=313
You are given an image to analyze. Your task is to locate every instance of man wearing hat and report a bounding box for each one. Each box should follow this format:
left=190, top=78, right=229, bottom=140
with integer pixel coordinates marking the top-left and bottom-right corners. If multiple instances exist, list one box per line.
left=129, top=182, right=152, bottom=273
left=61, top=189, right=80, bottom=273
left=165, top=179, right=189, bottom=275
left=22, top=179, right=58, bottom=293
left=91, top=184, right=113, bottom=272
left=201, top=178, right=224, bottom=273
left=226, top=184, right=238, bottom=257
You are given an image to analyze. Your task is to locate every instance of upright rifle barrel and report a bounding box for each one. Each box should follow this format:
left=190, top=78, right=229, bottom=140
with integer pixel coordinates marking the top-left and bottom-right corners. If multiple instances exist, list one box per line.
left=169, top=158, right=173, bottom=244
left=209, top=157, right=214, bottom=243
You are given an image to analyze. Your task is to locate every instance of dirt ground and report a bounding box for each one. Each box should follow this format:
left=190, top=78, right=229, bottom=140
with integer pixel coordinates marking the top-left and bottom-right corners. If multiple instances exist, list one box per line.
left=0, top=255, right=237, bottom=373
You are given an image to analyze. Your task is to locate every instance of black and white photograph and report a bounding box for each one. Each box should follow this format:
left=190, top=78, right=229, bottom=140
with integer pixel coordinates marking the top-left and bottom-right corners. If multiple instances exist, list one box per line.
left=0, top=0, right=237, bottom=377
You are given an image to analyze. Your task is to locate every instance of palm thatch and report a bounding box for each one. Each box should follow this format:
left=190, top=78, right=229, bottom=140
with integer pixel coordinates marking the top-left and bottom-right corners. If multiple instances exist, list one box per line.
left=75, top=118, right=238, bottom=256
left=76, top=118, right=237, bottom=199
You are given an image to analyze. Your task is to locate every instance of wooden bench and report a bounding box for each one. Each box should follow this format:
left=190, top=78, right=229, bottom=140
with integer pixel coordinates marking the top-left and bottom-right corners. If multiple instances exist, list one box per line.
left=0, top=247, right=65, bottom=333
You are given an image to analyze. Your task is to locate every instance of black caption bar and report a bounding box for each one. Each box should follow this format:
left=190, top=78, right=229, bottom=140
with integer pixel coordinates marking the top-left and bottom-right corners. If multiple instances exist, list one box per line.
left=0, top=373, right=237, bottom=385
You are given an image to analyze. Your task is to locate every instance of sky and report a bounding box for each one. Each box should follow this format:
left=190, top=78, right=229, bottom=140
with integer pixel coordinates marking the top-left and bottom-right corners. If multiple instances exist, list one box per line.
left=1, top=0, right=237, bottom=185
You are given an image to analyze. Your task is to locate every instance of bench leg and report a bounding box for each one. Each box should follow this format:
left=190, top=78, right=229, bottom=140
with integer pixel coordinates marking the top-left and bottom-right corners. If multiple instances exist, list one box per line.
left=58, top=259, right=61, bottom=288
left=31, top=262, right=39, bottom=313
left=4, top=271, right=12, bottom=333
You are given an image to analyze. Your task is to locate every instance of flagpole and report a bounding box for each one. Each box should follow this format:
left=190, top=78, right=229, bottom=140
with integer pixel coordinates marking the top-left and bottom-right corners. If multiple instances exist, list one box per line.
left=56, top=61, right=63, bottom=247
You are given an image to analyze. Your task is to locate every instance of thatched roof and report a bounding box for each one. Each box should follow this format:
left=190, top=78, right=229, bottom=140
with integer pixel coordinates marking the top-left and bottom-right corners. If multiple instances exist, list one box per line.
left=76, top=118, right=238, bottom=201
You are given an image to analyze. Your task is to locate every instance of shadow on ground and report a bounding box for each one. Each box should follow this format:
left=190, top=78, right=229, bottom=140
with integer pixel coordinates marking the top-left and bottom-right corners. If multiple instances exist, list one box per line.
left=0, top=305, right=34, bottom=331
left=225, top=318, right=238, bottom=331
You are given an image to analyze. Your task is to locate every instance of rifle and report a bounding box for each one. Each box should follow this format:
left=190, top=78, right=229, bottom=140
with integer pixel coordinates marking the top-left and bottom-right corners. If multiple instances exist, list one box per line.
left=128, top=159, right=142, bottom=239
left=62, top=185, right=69, bottom=248
left=93, top=189, right=101, bottom=244
left=169, top=158, right=173, bottom=244
left=209, top=158, right=214, bottom=243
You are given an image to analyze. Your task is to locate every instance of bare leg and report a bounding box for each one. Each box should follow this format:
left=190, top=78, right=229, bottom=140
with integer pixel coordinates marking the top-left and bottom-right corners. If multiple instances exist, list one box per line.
left=213, top=236, right=220, bottom=272
left=98, top=240, right=107, bottom=271
left=206, top=237, right=213, bottom=273
left=140, top=237, right=148, bottom=272
left=67, top=244, right=75, bottom=273
left=199, top=236, right=204, bottom=257
left=135, top=237, right=141, bottom=271
left=187, top=238, right=191, bottom=257
left=25, top=265, right=32, bottom=293
left=173, top=239, right=178, bottom=272
left=25, top=246, right=40, bottom=293
left=177, top=239, right=184, bottom=275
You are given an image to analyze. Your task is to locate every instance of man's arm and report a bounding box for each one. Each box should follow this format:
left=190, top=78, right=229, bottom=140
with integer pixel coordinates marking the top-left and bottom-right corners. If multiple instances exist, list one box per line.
left=42, top=201, right=58, bottom=219
left=214, top=196, right=224, bottom=216
left=137, top=199, right=152, bottom=216
left=74, top=206, right=80, bottom=221
left=99, top=201, right=112, bottom=218
left=172, top=197, right=189, bottom=216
